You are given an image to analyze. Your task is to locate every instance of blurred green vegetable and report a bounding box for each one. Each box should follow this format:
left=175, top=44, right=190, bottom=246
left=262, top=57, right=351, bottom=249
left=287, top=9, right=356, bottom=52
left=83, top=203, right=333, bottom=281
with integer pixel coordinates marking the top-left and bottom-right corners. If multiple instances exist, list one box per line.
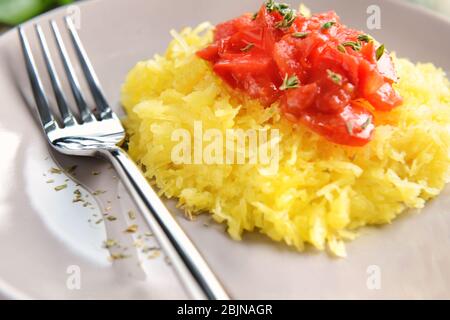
left=0, top=0, right=73, bottom=25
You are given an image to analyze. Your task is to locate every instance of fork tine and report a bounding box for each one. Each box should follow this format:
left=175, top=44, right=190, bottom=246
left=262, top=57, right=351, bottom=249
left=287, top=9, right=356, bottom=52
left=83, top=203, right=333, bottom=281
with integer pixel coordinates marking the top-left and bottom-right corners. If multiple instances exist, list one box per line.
left=64, top=16, right=113, bottom=120
left=49, top=20, right=96, bottom=124
left=18, top=27, right=58, bottom=134
left=35, top=24, right=77, bottom=127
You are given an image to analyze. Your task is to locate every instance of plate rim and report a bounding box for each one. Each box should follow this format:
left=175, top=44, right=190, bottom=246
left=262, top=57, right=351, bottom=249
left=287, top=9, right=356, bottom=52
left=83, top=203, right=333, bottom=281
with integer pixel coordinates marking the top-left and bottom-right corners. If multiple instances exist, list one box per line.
left=0, top=0, right=449, bottom=300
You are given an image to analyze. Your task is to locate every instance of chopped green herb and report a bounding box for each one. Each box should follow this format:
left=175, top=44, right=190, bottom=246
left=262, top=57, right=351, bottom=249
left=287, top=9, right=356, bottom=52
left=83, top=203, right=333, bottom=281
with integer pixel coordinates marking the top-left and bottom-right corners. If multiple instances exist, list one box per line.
left=50, top=167, right=62, bottom=174
left=342, top=41, right=362, bottom=51
left=275, top=11, right=296, bottom=28
left=327, top=69, right=343, bottom=85
left=266, top=0, right=289, bottom=12
left=279, top=74, right=300, bottom=90
left=361, top=117, right=372, bottom=130
left=54, top=184, right=67, bottom=192
left=265, top=0, right=297, bottom=29
left=240, top=43, right=254, bottom=52
left=46, top=179, right=55, bottom=184
left=277, top=3, right=289, bottom=10
left=376, top=44, right=385, bottom=61
left=73, top=189, right=83, bottom=203
left=252, top=12, right=258, bottom=20
left=109, top=253, right=130, bottom=261
left=322, top=21, right=336, bottom=30
left=128, top=210, right=136, bottom=220
left=292, top=32, right=308, bottom=39
left=357, top=34, right=372, bottom=42
left=265, top=0, right=276, bottom=12
left=82, top=201, right=92, bottom=208
left=142, top=246, right=160, bottom=254
left=124, top=224, right=138, bottom=233
left=72, top=197, right=83, bottom=203
left=95, top=219, right=103, bottom=225
left=106, top=216, right=117, bottom=222
left=337, top=44, right=346, bottom=53
left=103, top=239, right=118, bottom=249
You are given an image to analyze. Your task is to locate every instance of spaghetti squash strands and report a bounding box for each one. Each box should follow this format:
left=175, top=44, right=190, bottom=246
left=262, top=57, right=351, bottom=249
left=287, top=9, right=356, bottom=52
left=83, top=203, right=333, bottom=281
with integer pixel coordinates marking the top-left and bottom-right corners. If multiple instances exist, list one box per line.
left=121, top=25, right=450, bottom=257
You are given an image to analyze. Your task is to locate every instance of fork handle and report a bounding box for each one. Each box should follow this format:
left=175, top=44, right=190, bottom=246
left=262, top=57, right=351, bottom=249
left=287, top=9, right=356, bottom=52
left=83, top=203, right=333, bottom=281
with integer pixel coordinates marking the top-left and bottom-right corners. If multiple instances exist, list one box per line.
left=104, top=147, right=229, bottom=300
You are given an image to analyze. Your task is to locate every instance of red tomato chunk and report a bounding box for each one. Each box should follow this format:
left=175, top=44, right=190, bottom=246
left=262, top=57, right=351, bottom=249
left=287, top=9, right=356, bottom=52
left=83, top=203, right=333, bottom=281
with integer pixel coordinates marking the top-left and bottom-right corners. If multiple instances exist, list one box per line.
left=197, top=1, right=403, bottom=146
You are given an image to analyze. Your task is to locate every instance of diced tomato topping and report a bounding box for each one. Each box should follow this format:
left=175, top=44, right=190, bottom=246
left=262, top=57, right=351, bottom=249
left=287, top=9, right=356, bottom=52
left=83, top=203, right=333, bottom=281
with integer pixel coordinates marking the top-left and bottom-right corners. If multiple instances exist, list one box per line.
left=300, top=103, right=375, bottom=147
left=197, top=43, right=220, bottom=62
left=367, top=83, right=403, bottom=111
left=196, top=1, right=403, bottom=146
left=282, top=83, right=318, bottom=115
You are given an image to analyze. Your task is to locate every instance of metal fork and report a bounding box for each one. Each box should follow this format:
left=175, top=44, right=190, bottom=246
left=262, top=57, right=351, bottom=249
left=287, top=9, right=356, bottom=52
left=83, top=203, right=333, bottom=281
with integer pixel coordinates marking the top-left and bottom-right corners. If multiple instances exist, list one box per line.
left=18, top=17, right=229, bottom=300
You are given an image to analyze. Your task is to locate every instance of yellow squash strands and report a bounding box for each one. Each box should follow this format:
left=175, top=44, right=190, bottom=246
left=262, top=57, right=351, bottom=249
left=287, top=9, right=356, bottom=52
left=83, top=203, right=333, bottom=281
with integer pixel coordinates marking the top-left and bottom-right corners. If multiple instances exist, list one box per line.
left=121, top=24, right=450, bottom=257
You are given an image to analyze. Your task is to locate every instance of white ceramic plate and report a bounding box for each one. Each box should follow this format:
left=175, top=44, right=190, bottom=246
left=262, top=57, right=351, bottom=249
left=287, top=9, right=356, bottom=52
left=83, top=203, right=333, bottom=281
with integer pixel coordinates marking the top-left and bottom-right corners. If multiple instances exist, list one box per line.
left=0, top=0, right=449, bottom=300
